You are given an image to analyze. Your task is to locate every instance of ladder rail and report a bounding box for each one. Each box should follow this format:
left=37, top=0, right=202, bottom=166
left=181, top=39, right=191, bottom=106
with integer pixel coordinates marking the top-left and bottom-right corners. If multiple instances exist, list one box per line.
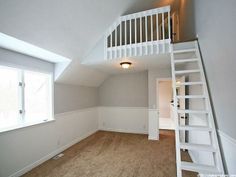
left=170, top=44, right=182, bottom=177
left=171, top=40, right=225, bottom=176
left=194, top=41, right=225, bottom=173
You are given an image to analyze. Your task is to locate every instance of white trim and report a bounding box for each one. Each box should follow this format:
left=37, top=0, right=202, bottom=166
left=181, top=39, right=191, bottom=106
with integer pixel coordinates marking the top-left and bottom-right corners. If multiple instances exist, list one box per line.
left=0, top=32, right=71, bottom=81
left=148, top=109, right=159, bottom=140
left=97, top=106, right=148, bottom=110
left=0, top=32, right=70, bottom=63
left=9, top=129, right=98, bottom=177
left=100, top=127, right=147, bottom=135
left=56, top=107, right=99, bottom=117
left=0, top=119, right=55, bottom=134
left=159, top=117, right=175, bottom=130
left=98, top=106, right=148, bottom=135
left=156, top=78, right=172, bottom=131
left=217, top=130, right=236, bottom=145
left=156, top=77, right=172, bottom=107
left=148, top=136, right=158, bottom=140
left=0, top=68, right=55, bottom=134
left=217, top=130, right=236, bottom=174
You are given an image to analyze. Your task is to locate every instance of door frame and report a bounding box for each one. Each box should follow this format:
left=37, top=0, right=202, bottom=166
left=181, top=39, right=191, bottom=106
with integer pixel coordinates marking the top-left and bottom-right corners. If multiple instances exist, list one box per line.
left=171, top=11, right=180, bottom=42
left=156, top=78, right=174, bottom=130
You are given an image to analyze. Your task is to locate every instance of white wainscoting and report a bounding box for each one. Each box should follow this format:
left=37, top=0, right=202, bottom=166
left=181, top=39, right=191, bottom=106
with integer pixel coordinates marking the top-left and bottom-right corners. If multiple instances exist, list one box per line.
left=148, top=109, right=159, bottom=140
left=188, top=115, right=236, bottom=174
left=98, top=107, right=148, bottom=134
left=218, top=130, right=236, bottom=174
left=0, top=107, right=98, bottom=177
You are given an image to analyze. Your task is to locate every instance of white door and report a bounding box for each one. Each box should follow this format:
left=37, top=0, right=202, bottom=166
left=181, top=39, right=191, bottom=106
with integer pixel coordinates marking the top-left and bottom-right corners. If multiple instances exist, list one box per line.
left=178, top=76, right=186, bottom=143
left=171, top=12, right=179, bottom=42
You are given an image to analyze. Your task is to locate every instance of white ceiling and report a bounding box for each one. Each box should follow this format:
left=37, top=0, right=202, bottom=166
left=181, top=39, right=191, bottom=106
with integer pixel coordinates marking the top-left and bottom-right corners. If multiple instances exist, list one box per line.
left=0, top=0, right=174, bottom=87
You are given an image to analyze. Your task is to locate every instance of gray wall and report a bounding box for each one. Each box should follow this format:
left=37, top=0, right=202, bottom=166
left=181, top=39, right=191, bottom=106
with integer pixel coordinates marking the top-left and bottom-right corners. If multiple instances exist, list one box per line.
left=193, top=0, right=236, bottom=139
left=54, top=83, right=98, bottom=114
left=179, top=0, right=196, bottom=41
left=99, top=71, right=148, bottom=107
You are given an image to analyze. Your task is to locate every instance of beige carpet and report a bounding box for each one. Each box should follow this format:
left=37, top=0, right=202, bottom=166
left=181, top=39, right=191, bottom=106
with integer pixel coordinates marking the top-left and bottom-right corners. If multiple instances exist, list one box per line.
left=23, top=131, right=197, bottom=177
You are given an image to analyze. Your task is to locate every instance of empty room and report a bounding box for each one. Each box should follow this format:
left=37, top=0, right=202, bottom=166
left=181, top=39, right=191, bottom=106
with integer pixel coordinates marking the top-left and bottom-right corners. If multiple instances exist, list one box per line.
left=0, top=0, right=235, bottom=177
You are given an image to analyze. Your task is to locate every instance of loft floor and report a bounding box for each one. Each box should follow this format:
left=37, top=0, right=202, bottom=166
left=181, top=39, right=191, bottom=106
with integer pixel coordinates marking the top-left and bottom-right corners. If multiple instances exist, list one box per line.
left=23, top=131, right=197, bottom=177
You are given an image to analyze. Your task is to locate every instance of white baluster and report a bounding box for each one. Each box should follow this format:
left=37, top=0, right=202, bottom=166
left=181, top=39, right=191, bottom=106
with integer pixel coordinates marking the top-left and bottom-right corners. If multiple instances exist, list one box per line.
left=168, top=11, right=171, bottom=52
left=125, top=19, right=127, bottom=57
left=151, top=14, right=153, bottom=54
left=104, top=32, right=107, bottom=60
left=120, top=19, right=122, bottom=58
left=156, top=13, right=159, bottom=54
left=135, top=16, right=137, bottom=56
left=145, top=13, right=148, bottom=55
left=115, top=22, right=117, bottom=59
left=162, top=12, right=165, bottom=53
left=140, top=16, right=142, bottom=56
left=110, top=27, right=112, bottom=59
left=130, top=19, right=132, bottom=57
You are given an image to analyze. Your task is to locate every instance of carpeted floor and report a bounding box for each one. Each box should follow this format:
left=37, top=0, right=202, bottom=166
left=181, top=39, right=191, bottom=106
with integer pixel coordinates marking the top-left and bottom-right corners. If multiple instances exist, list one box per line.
left=23, top=130, right=197, bottom=177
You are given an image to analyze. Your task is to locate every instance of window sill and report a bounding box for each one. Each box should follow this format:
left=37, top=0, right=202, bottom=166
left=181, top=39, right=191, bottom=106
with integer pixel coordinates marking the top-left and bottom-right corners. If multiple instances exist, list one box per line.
left=0, top=118, right=55, bottom=134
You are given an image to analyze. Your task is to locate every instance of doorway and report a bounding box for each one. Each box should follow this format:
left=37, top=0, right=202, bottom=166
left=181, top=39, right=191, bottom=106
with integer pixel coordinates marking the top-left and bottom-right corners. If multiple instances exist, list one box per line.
left=171, top=12, right=180, bottom=42
left=157, top=79, right=175, bottom=130
left=157, top=77, right=187, bottom=142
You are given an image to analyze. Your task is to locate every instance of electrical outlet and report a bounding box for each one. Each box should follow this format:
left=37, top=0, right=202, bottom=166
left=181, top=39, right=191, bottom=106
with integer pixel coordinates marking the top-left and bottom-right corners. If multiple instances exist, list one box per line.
left=57, top=139, right=61, bottom=146
left=53, top=153, right=64, bottom=160
left=143, top=125, right=146, bottom=130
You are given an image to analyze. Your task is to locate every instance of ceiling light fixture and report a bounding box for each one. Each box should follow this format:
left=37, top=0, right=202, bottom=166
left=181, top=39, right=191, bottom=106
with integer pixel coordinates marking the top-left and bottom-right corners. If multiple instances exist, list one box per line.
left=120, top=62, right=132, bottom=69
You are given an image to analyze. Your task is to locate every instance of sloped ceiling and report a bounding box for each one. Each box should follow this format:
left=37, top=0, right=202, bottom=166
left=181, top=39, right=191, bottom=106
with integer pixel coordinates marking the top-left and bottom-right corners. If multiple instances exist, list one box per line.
left=0, top=0, right=171, bottom=87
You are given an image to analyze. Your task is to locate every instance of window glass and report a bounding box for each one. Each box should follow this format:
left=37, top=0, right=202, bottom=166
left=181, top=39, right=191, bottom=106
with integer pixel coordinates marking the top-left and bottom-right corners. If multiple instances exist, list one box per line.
left=0, top=66, right=20, bottom=129
left=24, top=70, right=52, bottom=123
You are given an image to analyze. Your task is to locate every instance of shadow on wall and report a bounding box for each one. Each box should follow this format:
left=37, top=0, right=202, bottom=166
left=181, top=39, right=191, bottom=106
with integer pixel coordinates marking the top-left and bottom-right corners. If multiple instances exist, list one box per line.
left=154, top=0, right=196, bottom=41
left=178, top=0, right=196, bottom=40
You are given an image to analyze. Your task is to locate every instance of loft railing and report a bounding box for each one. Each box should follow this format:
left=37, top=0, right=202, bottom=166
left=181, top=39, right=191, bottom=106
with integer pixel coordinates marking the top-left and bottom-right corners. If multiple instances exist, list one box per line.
left=104, top=6, right=171, bottom=60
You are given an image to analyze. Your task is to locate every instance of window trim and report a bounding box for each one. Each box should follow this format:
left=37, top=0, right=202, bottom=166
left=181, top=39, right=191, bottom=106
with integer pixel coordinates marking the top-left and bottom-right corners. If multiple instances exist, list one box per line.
left=0, top=65, right=54, bottom=133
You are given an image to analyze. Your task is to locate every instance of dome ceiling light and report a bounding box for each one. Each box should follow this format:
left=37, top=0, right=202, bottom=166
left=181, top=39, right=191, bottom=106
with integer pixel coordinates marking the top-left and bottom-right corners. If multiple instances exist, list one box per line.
left=120, top=62, right=132, bottom=69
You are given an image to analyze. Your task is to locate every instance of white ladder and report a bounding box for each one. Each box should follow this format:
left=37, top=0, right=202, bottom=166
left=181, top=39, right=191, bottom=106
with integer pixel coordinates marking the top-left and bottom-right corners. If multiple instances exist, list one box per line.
left=170, top=40, right=225, bottom=177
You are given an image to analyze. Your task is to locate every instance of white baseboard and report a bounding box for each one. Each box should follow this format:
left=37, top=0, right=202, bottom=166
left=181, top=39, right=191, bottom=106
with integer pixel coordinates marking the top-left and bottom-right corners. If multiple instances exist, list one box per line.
left=188, top=129, right=236, bottom=175
left=98, top=106, right=148, bottom=135
left=159, top=117, right=175, bottom=130
left=9, top=129, right=98, bottom=177
left=148, top=136, right=158, bottom=140
left=217, top=130, right=236, bottom=174
left=100, top=127, right=147, bottom=135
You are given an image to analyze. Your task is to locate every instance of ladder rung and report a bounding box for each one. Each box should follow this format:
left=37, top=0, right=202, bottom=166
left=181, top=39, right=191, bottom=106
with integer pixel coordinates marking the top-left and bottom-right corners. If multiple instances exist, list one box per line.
left=180, top=143, right=216, bottom=152
left=181, top=162, right=220, bottom=174
left=174, top=58, right=198, bottom=63
left=173, top=48, right=196, bottom=54
left=176, top=95, right=206, bottom=99
left=177, top=109, right=209, bottom=114
left=175, top=69, right=200, bottom=75
left=179, top=125, right=212, bottom=131
left=178, top=82, right=204, bottom=86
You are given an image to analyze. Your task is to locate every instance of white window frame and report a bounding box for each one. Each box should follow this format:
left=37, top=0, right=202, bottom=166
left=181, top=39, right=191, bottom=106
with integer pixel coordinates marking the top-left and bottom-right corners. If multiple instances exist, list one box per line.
left=0, top=65, right=54, bottom=133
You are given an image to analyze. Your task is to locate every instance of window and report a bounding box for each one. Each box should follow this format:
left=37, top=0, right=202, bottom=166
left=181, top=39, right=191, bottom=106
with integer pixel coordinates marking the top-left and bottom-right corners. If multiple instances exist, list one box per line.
left=0, top=65, right=53, bottom=132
